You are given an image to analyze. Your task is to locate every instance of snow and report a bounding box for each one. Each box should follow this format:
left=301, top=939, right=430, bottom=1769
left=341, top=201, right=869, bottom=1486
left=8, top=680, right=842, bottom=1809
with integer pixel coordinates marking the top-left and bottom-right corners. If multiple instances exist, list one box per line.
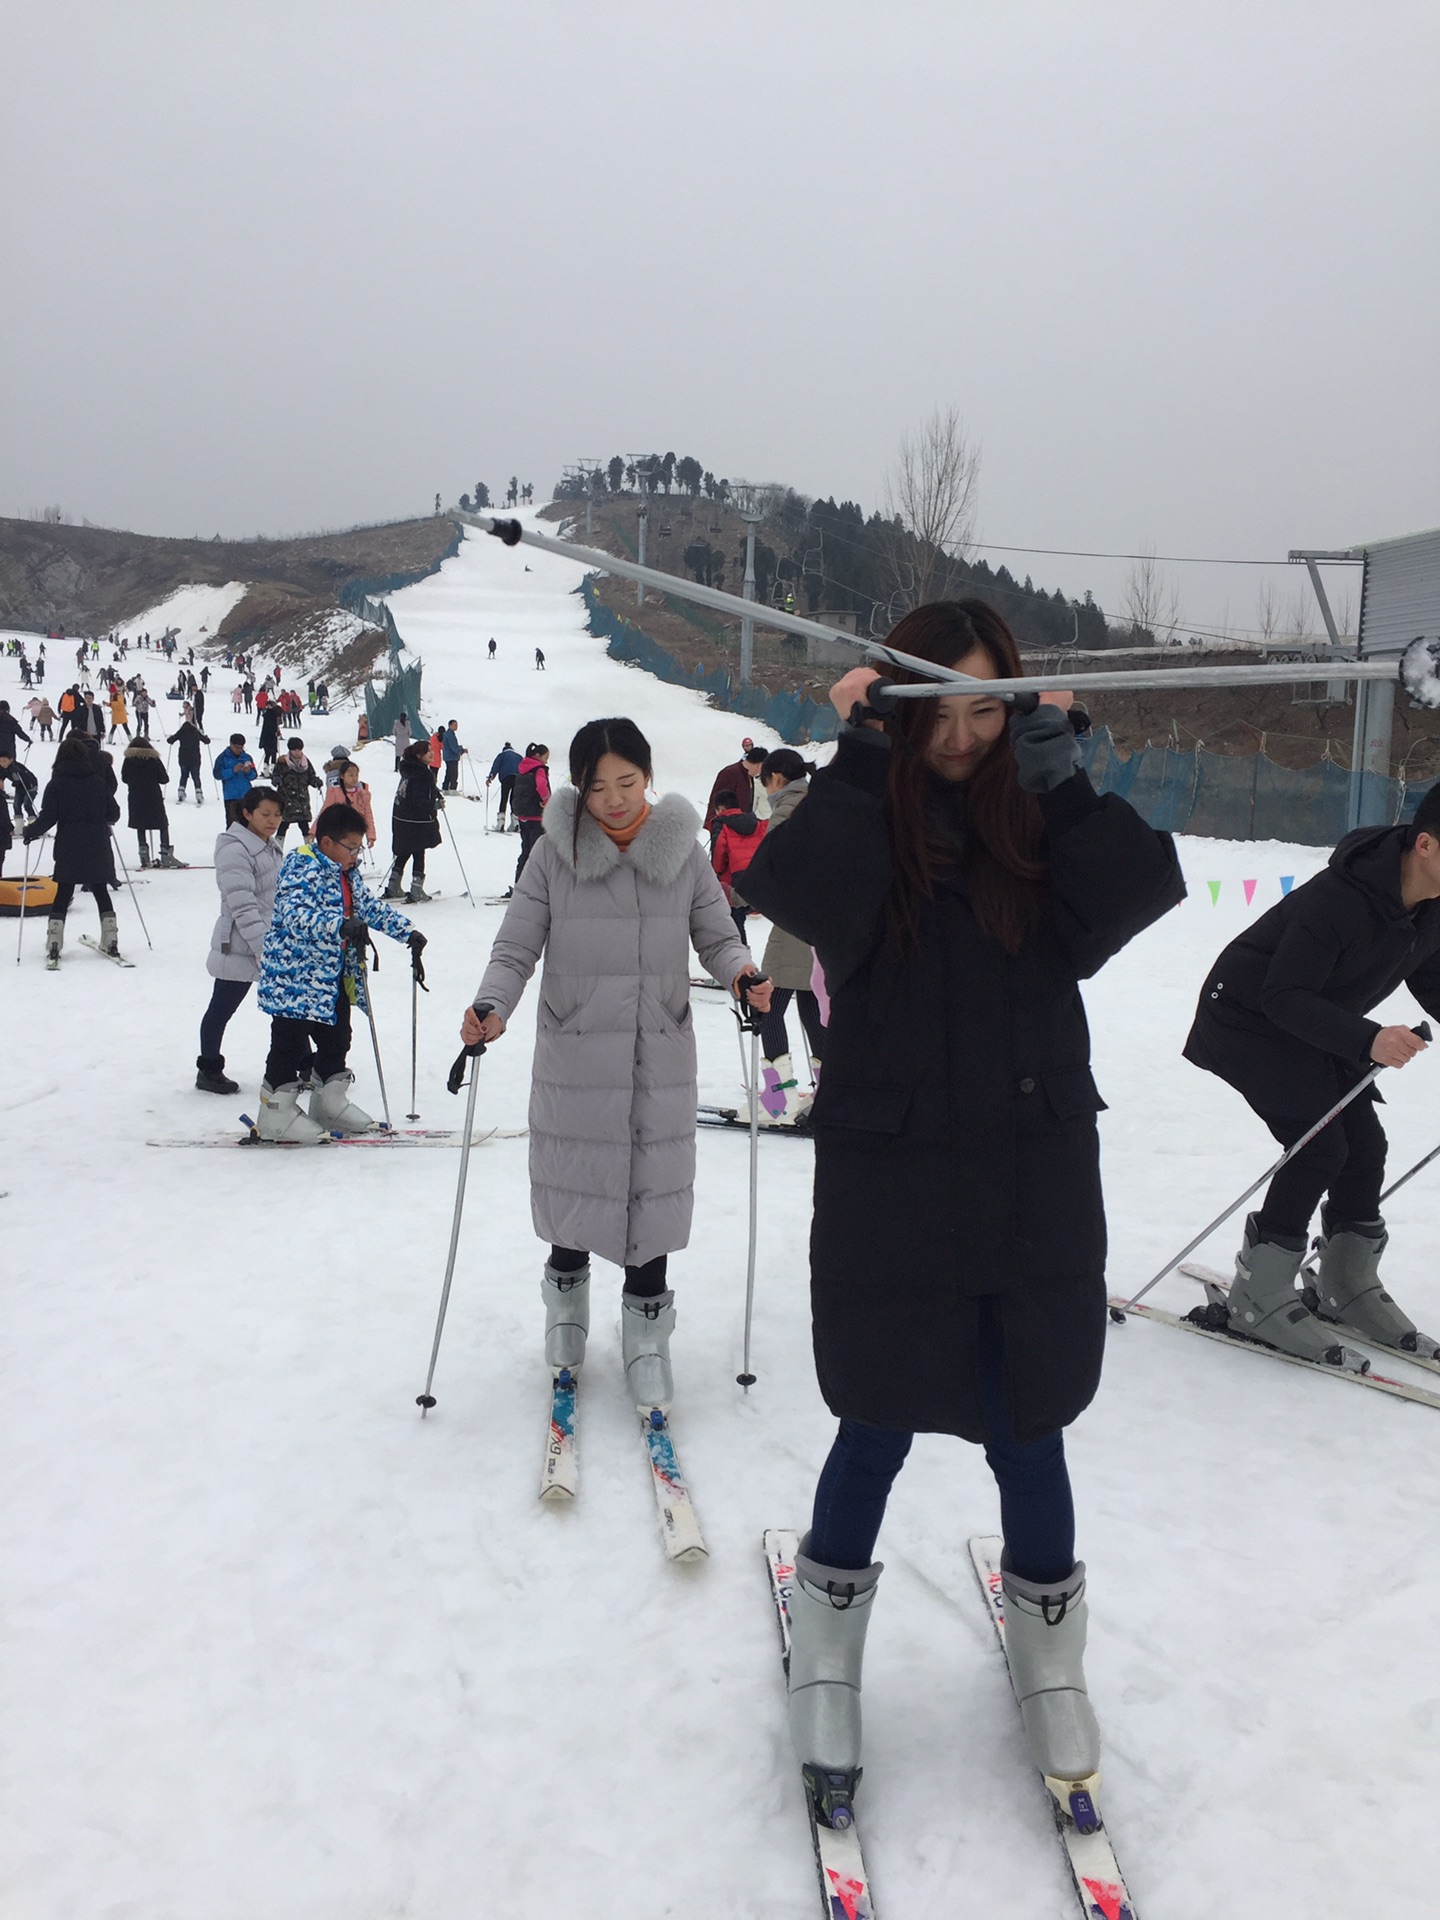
left=118, top=579, right=251, bottom=648
left=4, top=518, right=1440, bottom=1918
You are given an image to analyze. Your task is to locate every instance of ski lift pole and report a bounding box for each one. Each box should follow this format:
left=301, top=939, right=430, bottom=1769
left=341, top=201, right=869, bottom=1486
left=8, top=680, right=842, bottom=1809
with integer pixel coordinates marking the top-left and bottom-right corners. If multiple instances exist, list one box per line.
left=733, top=973, right=770, bottom=1390
left=1111, top=1022, right=1431, bottom=1319
left=415, top=1023, right=491, bottom=1414
left=465, top=513, right=1440, bottom=712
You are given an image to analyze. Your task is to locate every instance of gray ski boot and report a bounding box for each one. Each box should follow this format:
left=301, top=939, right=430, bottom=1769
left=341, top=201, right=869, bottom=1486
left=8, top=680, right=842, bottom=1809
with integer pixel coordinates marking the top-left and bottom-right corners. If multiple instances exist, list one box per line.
left=45, top=915, right=64, bottom=970
left=98, top=911, right=122, bottom=957
left=1217, top=1213, right=1362, bottom=1366
left=542, top=1260, right=591, bottom=1372
left=406, top=878, right=432, bottom=903
left=256, top=1079, right=329, bottom=1144
left=1309, top=1212, right=1437, bottom=1355
left=383, top=867, right=405, bottom=900
left=620, top=1288, right=676, bottom=1411
left=1001, top=1557, right=1101, bottom=1809
left=308, top=1070, right=378, bottom=1134
left=787, top=1533, right=882, bottom=1830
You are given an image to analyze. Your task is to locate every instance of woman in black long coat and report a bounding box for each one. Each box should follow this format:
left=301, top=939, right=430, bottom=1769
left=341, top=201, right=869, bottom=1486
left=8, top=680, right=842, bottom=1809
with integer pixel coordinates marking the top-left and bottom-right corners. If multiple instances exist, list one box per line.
left=739, top=601, right=1184, bottom=1828
left=385, top=742, right=442, bottom=902
left=24, top=735, right=124, bottom=962
left=120, top=737, right=179, bottom=867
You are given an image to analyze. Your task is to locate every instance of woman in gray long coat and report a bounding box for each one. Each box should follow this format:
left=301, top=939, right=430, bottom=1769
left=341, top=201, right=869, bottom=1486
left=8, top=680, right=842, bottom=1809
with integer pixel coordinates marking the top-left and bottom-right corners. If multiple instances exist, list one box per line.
left=196, top=784, right=283, bottom=1095
left=464, top=717, right=772, bottom=1412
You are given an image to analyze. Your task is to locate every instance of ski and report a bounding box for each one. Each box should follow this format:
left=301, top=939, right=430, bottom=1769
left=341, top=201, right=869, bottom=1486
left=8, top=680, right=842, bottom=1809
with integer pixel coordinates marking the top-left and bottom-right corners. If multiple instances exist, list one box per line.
left=639, top=1408, right=707, bottom=1562
left=697, top=1105, right=812, bottom=1138
left=762, top=1529, right=877, bottom=1920
left=147, top=1125, right=527, bottom=1149
left=79, top=935, right=136, bottom=967
left=1109, top=1296, right=1440, bottom=1411
left=968, top=1536, right=1138, bottom=1920
left=1179, top=1261, right=1440, bottom=1376
left=539, top=1368, right=579, bottom=1501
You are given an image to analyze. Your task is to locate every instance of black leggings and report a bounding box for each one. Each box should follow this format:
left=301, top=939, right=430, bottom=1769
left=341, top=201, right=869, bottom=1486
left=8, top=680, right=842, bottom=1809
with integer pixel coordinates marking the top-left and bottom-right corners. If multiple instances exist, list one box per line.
left=264, top=991, right=351, bottom=1089
left=807, top=1302, right=1075, bottom=1585
left=551, top=1245, right=668, bottom=1297
left=199, top=978, right=251, bottom=1057
left=1255, top=1091, right=1386, bottom=1239
left=761, top=987, right=826, bottom=1064
left=52, top=882, right=114, bottom=919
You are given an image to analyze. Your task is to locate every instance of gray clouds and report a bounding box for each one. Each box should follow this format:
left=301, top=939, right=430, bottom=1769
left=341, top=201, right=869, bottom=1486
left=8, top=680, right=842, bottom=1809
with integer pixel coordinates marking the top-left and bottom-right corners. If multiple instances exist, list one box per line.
left=2, top=0, right=1436, bottom=626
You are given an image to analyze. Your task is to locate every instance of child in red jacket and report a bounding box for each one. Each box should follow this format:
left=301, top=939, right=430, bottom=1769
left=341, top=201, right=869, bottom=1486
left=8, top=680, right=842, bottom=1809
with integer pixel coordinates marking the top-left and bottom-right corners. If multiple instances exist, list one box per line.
left=710, top=788, right=767, bottom=944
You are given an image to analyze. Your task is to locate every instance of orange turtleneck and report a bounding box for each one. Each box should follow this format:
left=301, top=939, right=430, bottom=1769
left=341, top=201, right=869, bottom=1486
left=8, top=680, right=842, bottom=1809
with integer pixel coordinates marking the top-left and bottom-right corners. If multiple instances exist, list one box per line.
left=598, top=802, right=651, bottom=849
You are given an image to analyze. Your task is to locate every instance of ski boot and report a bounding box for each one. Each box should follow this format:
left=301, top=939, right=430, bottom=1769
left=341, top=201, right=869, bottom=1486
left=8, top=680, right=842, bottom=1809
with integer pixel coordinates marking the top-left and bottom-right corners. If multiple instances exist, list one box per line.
left=1204, top=1213, right=1364, bottom=1367
left=256, top=1079, right=329, bottom=1143
left=156, top=844, right=187, bottom=869
left=1001, top=1556, right=1102, bottom=1826
left=98, top=912, right=122, bottom=958
left=196, top=1054, right=239, bottom=1095
left=1307, top=1211, right=1439, bottom=1358
left=308, top=1070, right=379, bottom=1133
left=383, top=869, right=405, bottom=900
left=138, top=839, right=152, bottom=869
left=621, top=1288, right=677, bottom=1411
left=542, top=1259, right=591, bottom=1371
left=45, top=916, right=63, bottom=970
left=406, top=879, right=432, bottom=903
left=752, top=1053, right=813, bottom=1129
left=787, top=1533, right=883, bottom=1830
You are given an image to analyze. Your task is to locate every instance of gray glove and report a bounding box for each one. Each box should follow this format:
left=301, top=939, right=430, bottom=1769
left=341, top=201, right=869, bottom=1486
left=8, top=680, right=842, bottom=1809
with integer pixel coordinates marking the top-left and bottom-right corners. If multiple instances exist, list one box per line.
left=1009, top=701, right=1082, bottom=793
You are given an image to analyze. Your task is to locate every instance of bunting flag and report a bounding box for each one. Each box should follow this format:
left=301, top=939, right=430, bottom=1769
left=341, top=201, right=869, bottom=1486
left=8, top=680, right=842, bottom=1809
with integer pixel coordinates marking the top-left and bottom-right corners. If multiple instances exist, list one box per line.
left=1207, top=880, right=1221, bottom=905
left=1280, top=875, right=1295, bottom=895
left=1242, top=879, right=1257, bottom=905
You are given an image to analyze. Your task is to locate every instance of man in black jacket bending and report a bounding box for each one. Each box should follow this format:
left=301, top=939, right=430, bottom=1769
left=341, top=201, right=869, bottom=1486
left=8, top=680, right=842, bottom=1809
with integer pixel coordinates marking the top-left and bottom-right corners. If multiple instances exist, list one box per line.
left=1184, top=784, right=1440, bottom=1362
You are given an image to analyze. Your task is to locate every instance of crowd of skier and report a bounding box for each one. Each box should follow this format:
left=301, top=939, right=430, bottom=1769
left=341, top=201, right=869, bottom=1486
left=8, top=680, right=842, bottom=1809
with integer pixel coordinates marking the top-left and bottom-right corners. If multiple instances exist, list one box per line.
left=8, top=591, right=1440, bottom=1897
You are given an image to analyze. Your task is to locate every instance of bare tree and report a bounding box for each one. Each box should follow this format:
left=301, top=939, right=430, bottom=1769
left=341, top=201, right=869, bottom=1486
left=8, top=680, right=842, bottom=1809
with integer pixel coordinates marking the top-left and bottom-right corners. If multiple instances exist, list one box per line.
left=1284, top=587, right=1315, bottom=645
left=881, top=406, right=981, bottom=612
left=1122, top=545, right=1183, bottom=645
left=1255, top=581, right=1281, bottom=645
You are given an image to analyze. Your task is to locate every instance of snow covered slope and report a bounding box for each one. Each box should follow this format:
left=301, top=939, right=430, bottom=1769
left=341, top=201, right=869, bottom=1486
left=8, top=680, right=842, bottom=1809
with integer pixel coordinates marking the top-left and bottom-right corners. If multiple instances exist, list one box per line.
left=3, top=522, right=1439, bottom=1919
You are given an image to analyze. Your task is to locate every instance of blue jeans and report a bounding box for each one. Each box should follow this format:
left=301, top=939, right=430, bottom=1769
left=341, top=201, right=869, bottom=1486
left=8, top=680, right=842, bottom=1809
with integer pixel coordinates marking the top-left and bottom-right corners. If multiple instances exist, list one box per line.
left=199, top=978, right=251, bottom=1058
left=808, top=1303, right=1076, bottom=1584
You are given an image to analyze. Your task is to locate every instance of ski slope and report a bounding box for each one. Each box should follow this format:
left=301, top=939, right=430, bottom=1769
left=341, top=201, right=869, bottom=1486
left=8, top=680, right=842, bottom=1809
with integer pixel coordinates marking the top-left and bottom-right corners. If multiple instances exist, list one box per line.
left=4, top=517, right=1440, bottom=1919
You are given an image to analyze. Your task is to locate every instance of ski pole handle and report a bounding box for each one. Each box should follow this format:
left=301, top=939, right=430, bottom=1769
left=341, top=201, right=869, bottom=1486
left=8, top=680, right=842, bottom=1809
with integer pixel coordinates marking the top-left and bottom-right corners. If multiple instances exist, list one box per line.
left=734, top=972, right=770, bottom=1034
left=448, top=1005, right=493, bottom=1094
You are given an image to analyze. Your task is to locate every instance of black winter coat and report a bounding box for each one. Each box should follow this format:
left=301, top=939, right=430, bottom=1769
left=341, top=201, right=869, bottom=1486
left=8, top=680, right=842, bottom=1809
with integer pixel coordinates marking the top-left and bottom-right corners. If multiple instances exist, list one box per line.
left=27, top=756, right=120, bottom=886
left=166, top=720, right=210, bottom=767
left=121, top=747, right=170, bottom=830
left=739, top=729, right=1185, bottom=1442
left=391, top=761, right=442, bottom=856
left=0, top=712, right=30, bottom=755
left=1184, top=826, right=1440, bottom=1123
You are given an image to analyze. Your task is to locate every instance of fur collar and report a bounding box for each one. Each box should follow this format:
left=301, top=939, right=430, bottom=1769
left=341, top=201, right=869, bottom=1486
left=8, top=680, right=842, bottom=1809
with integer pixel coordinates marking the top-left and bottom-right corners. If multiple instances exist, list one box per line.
left=543, top=787, right=701, bottom=885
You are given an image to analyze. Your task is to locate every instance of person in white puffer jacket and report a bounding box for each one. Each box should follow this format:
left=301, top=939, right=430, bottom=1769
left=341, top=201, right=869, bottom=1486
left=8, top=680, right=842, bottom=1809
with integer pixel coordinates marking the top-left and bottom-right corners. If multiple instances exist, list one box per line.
left=195, top=785, right=284, bottom=1095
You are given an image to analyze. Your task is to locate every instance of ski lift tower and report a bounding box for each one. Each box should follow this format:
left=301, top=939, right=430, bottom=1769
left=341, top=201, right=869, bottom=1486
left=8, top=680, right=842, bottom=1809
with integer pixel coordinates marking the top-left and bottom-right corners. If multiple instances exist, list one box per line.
left=634, top=457, right=659, bottom=607
left=731, top=481, right=775, bottom=686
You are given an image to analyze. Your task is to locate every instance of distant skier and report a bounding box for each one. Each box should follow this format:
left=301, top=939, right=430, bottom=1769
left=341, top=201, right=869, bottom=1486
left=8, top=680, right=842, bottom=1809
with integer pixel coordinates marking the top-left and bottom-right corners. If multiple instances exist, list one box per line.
left=487, top=638, right=497, bottom=662
left=441, top=720, right=467, bottom=791
left=24, top=734, right=125, bottom=966
left=487, top=741, right=522, bottom=829
left=1184, top=783, right=1440, bottom=1361
left=121, top=736, right=183, bottom=868
left=315, top=759, right=376, bottom=851
left=739, top=602, right=1184, bottom=1828
left=506, top=743, right=551, bottom=894
left=167, top=716, right=211, bottom=804
left=704, top=742, right=766, bottom=830
left=709, top=787, right=766, bottom=945
left=253, top=805, right=423, bottom=1141
left=392, top=711, right=412, bottom=774
left=271, top=737, right=323, bottom=848
left=385, top=741, right=443, bottom=904
left=535, top=647, right=546, bottom=671
left=257, top=699, right=282, bottom=772
left=214, top=735, right=259, bottom=825
left=460, top=715, right=770, bottom=1405
left=741, top=749, right=824, bottom=1129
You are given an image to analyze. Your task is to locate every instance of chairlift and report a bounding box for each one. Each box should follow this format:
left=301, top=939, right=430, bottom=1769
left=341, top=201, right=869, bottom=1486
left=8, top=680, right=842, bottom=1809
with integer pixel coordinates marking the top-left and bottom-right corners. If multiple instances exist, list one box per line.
left=801, top=542, right=824, bottom=578
left=660, top=522, right=672, bottom=539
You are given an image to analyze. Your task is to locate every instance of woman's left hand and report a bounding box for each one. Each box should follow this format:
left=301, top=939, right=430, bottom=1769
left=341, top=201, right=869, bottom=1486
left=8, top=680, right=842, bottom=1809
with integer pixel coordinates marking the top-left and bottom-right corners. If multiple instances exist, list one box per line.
left=734, top=967, right=773, bottom=1013
left=1037, top=688, right=1074, bottom=710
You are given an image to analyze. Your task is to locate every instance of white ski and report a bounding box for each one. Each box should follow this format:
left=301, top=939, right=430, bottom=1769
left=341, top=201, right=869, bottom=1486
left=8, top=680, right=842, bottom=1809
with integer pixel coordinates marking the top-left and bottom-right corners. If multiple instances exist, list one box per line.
left=1109, top=1296, right=1440, bottom=1411
left=1180, top=1260, right=1440, bottom=1376
left=539, top=1368, right=579, bottom=1501
left=969, top=1537, right=1138, bottom=1920
left=640, top=1409, right=706, bottom=1562
left=762, top=1529, right=877, bottom=1920
left=79, top=935, right=135, bottom=967
left=146, top=1126, right=527, bottom=1149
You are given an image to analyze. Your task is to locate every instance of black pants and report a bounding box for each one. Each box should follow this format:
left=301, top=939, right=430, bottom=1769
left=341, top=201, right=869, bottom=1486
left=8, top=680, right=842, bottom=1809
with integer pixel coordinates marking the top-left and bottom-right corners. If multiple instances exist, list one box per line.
left=264, top=991, right=352, bottom=1089
left=177, top=762, right=202, bottom=799
left=808, top=1302, right=1075, bottom=1584
left=224, top=798, right=251, bottom=826
left=390, top=850, right=426, bottom=888
left=275, top=819, right=310, bottom=846
left=52, top=882, right=115, bottom=920
left=443, top=761, right=459, bottom=790
left=1255, top=1092, right=1387, bottom=1239
left=199, top=978, right=251, bottom=1058
left=551, top=1245, right=668, bottom=1296
left=730, top=905, right=750, bottom=946
left=497, top=776, right=515, bottom=819
left=761, top=987, right=826, bottom=1064
left=515, top=818, right=544, bottom=881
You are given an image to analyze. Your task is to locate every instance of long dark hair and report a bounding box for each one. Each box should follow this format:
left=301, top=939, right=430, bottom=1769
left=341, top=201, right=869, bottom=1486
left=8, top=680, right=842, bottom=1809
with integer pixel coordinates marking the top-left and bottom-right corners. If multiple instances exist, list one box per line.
left=877, top=600, right=1047, bottom=953
left=759, top=748, right=816, bottom=785
left=567, top=717, right=653, bottom=863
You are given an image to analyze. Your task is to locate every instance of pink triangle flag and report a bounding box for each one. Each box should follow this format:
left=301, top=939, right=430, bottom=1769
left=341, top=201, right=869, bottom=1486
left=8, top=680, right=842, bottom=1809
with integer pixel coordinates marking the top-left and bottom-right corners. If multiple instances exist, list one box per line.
left=1243, top=879, right=1257, bottom=905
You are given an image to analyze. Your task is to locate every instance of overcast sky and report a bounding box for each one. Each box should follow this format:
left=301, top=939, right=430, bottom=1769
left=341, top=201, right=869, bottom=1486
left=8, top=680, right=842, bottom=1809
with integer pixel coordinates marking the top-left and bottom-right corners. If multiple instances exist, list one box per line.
left=2, top=1, right=1436, bottom=630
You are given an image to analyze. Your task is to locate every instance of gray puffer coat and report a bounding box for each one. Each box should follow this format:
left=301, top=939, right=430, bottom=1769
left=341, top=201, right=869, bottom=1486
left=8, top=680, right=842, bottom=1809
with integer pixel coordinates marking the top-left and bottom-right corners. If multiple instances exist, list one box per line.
left=751, top=778, right=815, bottom=991
left=207, top=820, right=283, bottom=983
left=475, top=787, right=753, bottom=1269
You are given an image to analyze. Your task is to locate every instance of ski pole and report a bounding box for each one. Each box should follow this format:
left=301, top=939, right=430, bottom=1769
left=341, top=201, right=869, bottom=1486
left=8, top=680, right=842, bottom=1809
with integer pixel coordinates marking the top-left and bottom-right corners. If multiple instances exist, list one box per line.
left=1111, top=1021, right=1432, bottom=1320
left=354, top=940, right=394, bottom=1131
left=733, top=973, right=770, bottom=1389
left=439, top=804, right=476, bottom=908
left=14, top=829, right=43, bottom=965
left=109, top=830, right=153, bottom=948
left=416, top=1021, right=491, bottom=1413
left=1379, top=1139, right=1440, bottom=1209
left=405, top=959, right=429, bottom=1121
